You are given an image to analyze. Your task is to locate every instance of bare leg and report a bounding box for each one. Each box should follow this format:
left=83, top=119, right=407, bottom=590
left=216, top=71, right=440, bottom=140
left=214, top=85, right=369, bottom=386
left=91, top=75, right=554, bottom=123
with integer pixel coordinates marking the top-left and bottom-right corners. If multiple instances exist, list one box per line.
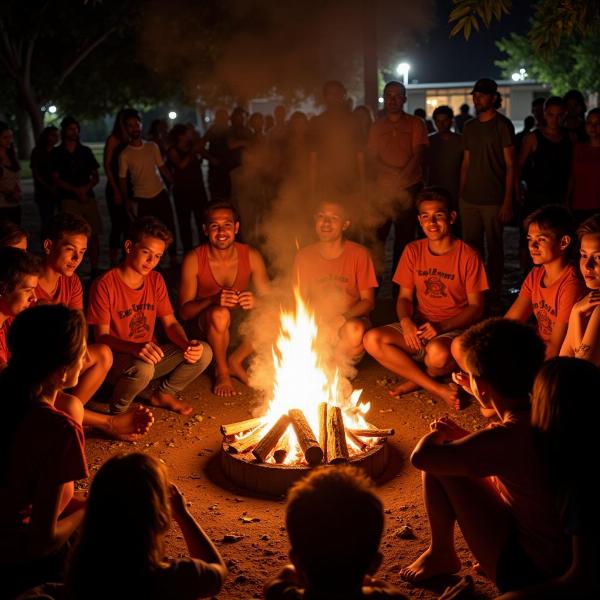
left=364, top=327, right=459, bottom=408
left=227, top=339, right=253, bottom=385
left=72, top=344, right=112, bottom=405
left=337, top=317, right=367, bottom=361
left=205, top=306, right=239, bottom=397
left=150, top=390, right=193, bottom=415
left=401, top=472, right=512, bottom=584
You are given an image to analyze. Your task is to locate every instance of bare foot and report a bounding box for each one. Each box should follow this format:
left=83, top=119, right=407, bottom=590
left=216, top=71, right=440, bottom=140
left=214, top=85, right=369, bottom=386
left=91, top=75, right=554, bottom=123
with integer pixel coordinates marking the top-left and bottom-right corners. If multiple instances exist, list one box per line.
left=107, top=405, right=154, bottom=441
left=433, top=383, right=463, bottom=410
left=389, top=380, right=420, bottom=397
left=400, top=547, right=461, bottom=583
left=213, top=373, right=240, bottom=397
left=150, top=391, right=193, bottom=415
left=227, top=358, right=249, bottom=386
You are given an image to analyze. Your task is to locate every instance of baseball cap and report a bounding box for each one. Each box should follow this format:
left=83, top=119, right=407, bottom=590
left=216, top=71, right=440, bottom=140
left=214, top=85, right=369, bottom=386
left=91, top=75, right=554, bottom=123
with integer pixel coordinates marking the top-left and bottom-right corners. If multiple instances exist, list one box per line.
left=470, top=78, right=498, bottom=95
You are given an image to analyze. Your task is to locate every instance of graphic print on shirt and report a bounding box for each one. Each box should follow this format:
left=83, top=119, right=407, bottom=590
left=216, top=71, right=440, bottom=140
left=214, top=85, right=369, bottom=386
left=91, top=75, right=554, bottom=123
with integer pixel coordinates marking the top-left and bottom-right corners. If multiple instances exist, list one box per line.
left=532, top=299, right=556, bottom=338
left=418, top=268, right=455, bottom=298
left=117, top=302, right=154, bottom=339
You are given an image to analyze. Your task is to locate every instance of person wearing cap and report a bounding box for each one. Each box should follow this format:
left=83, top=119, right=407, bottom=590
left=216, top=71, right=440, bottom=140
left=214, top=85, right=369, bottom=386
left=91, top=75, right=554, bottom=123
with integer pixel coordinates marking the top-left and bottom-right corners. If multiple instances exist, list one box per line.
left=459, top=78, right=515, bottom=310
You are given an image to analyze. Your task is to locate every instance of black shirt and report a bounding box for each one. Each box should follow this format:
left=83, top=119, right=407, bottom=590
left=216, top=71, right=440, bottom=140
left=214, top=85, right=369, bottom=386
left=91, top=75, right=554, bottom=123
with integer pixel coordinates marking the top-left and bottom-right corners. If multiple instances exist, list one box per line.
left=51, top=143, right=99, bottom=199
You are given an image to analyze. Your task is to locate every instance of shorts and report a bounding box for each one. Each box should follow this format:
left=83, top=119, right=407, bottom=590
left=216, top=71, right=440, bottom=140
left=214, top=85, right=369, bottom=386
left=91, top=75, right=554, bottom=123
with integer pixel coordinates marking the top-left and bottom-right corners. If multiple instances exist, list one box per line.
left=61, top=196, right=103, bottom=234
left=496, top=532, right=546, bottom=593
left=384, top=322, right=462, bottom=361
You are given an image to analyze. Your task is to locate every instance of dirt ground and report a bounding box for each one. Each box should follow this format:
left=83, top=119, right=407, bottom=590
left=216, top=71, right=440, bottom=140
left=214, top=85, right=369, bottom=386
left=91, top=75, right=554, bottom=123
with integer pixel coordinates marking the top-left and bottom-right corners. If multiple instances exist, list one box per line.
left=19, top=181, right=522, bottom=600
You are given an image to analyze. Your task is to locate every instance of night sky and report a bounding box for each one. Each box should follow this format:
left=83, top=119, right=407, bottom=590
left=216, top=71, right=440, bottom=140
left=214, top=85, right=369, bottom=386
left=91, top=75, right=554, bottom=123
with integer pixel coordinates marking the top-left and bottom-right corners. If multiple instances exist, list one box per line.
left=405, top=1, right=532, bottom=84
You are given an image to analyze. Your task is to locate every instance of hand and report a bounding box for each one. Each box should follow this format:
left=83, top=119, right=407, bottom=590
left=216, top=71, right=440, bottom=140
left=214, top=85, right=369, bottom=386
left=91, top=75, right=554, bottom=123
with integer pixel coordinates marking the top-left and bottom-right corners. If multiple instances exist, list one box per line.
left=219, top=289, right=239, bottom=308
left=401, top=318, right=422, bottom=352
left=576, top=290, right=600, bottom=316
left=497, top=202, right=513, bottom=224
left=451, top=370, right=473, bottom=395
left=417, top=321, right=438, bottom=341
left=238, top=290, right=255, bottom=310
left=168, top=483, right=188, bottom=518
left=136, top=341, right=164, bottom=365
left=183, top=340, right=204, bottom=364
left=430, top=416, right=469, bottom=441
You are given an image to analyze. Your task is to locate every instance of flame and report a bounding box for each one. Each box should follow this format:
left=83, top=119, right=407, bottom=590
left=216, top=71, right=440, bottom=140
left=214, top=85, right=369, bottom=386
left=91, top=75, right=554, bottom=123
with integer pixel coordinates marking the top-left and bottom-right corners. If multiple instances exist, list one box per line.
left=256, top=288, right=375, bottom=464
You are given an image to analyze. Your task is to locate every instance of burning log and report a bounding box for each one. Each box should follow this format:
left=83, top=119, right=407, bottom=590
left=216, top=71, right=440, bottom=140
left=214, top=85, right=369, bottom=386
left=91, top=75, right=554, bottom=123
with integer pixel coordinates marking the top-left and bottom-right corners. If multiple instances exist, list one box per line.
left=288, top=409, right=323, bottom=465
left=348, top=428, right=395, bottom=438
left=318, top=402, right=328, bottom=463
left=227, top=425, right=268, bottom=454
left=326, top=406, right=349, bottom=464
left=221, top=417, right=264, bottom=438
left=346, top=429, right=369, bottom=452
left=273, top=431, right=290, bottom=464
left=252, top=415, right=290, bottom=463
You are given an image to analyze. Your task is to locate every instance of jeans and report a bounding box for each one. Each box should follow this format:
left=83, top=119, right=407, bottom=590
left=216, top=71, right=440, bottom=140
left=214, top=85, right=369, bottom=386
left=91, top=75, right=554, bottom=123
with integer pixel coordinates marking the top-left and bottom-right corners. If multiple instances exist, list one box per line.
left=107, top=342, right=213, bottom=414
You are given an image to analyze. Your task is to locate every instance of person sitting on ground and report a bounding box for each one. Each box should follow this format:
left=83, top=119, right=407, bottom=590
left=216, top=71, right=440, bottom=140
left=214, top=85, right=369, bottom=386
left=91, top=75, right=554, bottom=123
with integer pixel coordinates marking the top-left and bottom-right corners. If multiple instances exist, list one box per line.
left=493, top=357, right=600, bottom=599
left=179, top=202, right=270, bottom=397
left=37, top=212, right=153, bottom=440
left=0, top=305, right=89, bottom=598
left=0, top=247, right=40, bottom=367
left=87, top=217, right=213, bottom=416
left=264, top=465, right=407, bottom=600
left=505, top=205, right=584, bottom=358
left=63, top=452, right=227, bottom=600
left=400, top=318, right=570, bottom=595
left=364, top=187, right=488, bottom=409
left=0, top=219, right=27, bottom=249
left=293, top=197, right=377, bottom=372
left=560, top=214, right=600, bottom=366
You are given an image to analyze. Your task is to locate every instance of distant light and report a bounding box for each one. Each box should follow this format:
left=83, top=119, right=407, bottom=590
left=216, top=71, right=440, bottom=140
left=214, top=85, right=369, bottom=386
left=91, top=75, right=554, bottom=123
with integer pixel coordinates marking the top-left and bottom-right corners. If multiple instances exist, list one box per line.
left=511, top=68, right=528, bottom=82
left=204, top=116, right=210, bottom=122
left=378, top=97, right=384, bottom=103
left=168, top=111, right=177, bottom=120
left=48, top=105, right=57, bottom=114
left=511, top=73, right=521, bottom=81
left=396, top=62, right=411, bottom=86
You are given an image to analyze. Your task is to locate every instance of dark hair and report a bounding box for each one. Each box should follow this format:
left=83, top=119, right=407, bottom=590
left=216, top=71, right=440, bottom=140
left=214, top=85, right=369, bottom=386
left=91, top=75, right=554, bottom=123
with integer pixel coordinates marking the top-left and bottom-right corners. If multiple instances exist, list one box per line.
left=323, top=80, right=346, bottom=97
left=461, top=318, right=545, bottom=398
left=523, top=115, right=535, bottom=130
left=127, top=217, right=173, bottom=247
left=460, top=103, right=470, bottom=112
left=66, top=453, right=171, bottom=598
left=531, top=357, right=600, bottom=519
left=121, top=108, right=142, bottom=125
left=0, top=305, right=86, bottom=482
left=0, top=220, right=27, bottom=248
left=37, top=125, right=59, bottom=149
left=0, top=247, right=41, bottom=295
left=286, top=466, right=383, bottom=590
left=493, top=91, right=503, bottom=110
left=203, top=201, right=239, bottom=225
left=543, top=96, right=564, bottom=112
left=148, top=118, right=168, bottom=137
left=415, top=186, right=454, bottom=212
left=383, top=80, right=406, bottom=96
left=576, top=214, right=600, bottom=239
left=433, top=105, right=454, bottom=120
left=414, top=108, right=426, bottom=119
left=587, top=107, right=600, bottom=120
left=167, top=123, right=188, bottom=148
left=563, top=89, right=587, bottom=114
left=60, top=116, right=80, bottom=134
left=531, top=97, right=546, bottom=108
left=44, top=211, right=91, bottom=243
left=523, top=204, right=574, bottom=245
left=0, top=122, right=20, bottom=171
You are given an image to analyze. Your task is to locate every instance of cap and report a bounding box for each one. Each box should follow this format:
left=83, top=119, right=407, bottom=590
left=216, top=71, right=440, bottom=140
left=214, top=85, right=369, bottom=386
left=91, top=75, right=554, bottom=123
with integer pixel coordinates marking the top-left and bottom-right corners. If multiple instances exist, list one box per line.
left=470, top=78, right=498, bottom=95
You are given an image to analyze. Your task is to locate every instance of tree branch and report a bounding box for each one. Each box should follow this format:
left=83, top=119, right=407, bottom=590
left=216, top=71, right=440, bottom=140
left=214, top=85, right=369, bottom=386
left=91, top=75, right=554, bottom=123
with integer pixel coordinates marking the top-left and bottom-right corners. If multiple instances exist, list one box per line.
left=0, top=22, right=19, bottom=77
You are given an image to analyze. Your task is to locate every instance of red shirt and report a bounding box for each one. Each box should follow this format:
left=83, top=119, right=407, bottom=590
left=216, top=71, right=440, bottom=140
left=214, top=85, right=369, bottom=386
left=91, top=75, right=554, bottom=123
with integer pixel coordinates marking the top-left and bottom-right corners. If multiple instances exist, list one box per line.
left=0, top=402, right=88, bottom=528
left=393, top=238, right=488, bottom=323
left=36, top=273, right=84, bottom=310
left=87, top=268, right=173, bottom=343
left=520, top=265, right=585, bottom=343
left=0, top=318, right=13, bottom=365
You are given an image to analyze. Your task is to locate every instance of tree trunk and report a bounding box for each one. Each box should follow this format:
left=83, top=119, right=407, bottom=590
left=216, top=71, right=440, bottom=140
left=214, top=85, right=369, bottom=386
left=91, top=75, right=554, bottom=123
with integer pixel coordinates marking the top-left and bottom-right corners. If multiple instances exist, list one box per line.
left=15, top=106, right=35, bottom=160
left=16, top=79, right=43, bottom=158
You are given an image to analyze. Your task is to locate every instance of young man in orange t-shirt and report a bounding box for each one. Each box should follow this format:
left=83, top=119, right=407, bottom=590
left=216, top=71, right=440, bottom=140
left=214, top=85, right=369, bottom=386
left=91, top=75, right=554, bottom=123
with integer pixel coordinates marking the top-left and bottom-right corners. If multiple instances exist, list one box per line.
left=364, top=187, right=488, bottom=409
left=37, top=212, right=153, bottom=440
left=294, top=199, right=378, bottom=368
left=88, top=217, right=212, bottom=416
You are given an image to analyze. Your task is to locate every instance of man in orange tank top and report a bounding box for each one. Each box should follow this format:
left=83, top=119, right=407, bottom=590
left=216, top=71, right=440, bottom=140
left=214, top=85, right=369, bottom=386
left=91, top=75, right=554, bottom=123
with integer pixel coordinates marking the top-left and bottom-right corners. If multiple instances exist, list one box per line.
left=179, top=202, right=270, bottom=396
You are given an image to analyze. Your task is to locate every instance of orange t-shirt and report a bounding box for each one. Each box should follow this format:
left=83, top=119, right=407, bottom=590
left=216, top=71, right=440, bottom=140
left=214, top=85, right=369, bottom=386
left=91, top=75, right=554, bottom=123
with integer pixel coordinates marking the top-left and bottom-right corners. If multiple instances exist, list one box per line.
left=520, top=264, right=585, bottom=343
left=35, top=274, right=84, bottom=310
left=393, top=238, right=488, bottom=323
left=87, top=269, right=173, bottom=343
left=293, top=241, right=378, bottom=316
left=367, top=113, right=429, bottom=190
left=0, top=317, right=13, bottom=365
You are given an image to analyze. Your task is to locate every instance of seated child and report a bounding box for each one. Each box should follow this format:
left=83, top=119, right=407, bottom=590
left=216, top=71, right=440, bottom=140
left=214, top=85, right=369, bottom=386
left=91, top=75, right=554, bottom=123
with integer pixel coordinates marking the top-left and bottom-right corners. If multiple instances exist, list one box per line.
left=0, top=305, right=88, bottom=598
left=293, top=198, right=378, bottom=372
left=264, top=465, right=406, bottom=600
left=179, top=202, right=270, bottom=397
left=504, top=205, right=584, bottom=358
left=401, top=318, right=569, bottom=595
left=364, top=187, right=488, bottom=409
left=560, top=214, right=600, bottom=366
left=0, top=247, right=40, bottom=366
left=87, top=217, right=212, bottom=415
left=0, top=220, right=27, bottom=249
left=64, top=452, right=227, bottom=599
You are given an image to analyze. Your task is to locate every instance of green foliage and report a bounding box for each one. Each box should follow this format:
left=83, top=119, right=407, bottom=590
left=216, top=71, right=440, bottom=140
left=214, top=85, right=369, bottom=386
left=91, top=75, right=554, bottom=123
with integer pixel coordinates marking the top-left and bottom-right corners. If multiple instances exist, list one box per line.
left=449, top=0, right=511, bottom=40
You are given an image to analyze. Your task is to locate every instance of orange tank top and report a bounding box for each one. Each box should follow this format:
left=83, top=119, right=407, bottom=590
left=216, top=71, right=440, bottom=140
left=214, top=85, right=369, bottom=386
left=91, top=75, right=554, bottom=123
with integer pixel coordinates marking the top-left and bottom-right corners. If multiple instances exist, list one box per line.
left=195, top=242, right=252, bottom=299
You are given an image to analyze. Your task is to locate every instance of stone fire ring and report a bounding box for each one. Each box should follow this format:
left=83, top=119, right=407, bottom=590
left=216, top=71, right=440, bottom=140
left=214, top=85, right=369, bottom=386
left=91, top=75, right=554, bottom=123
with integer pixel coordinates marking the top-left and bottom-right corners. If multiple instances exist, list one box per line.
left=220, top=442, right=389, bottom=497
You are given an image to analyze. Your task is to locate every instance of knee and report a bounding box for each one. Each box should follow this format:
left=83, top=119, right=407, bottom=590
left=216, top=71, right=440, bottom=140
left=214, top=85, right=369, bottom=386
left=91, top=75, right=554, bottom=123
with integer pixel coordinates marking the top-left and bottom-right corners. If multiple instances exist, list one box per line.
left=123, top=360, right=155, bottom=386
left=205, top=306, right=231, bottom=332
left=363, top=327, right=384, bottom=356
left=424, top=339, right=452, bottom=371
left=340, top=319, right=366, bottom=346
left=450, top=335, right=464, bottom=366
left=90, top=343, right=113, bottom=373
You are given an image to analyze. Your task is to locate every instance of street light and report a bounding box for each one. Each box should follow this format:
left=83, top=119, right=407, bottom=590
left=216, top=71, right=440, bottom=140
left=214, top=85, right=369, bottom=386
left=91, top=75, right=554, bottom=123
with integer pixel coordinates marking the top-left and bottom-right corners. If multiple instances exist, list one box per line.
left=511, top=67, right=528, bottom=82
left=396, top=62, right=410, bottom=86
left=48, top=105, right=57, bottom=114
left=168, top=111, right=177, bottom=120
